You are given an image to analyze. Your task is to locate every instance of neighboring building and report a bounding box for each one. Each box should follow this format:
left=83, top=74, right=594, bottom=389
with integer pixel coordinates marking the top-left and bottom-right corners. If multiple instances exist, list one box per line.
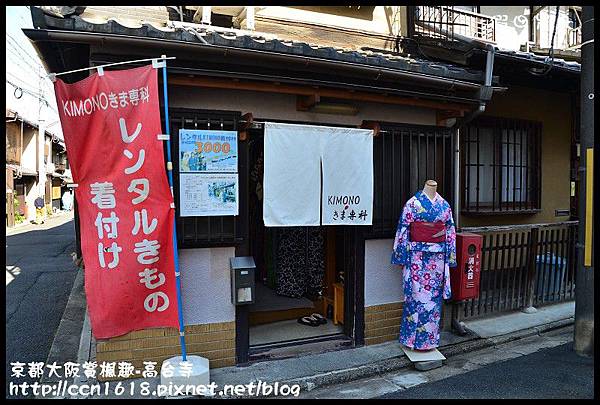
left=5, top=108, right=72, bottom=226
left=6, top=6, right=71, bottom=227
left=24, top=5, right=581, bottom=373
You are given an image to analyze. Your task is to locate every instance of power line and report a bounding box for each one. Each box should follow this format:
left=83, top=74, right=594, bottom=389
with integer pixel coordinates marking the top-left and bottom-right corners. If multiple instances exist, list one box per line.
left=6, top=32, right=45, bottom=68
left=6, top=79, right=59, bottom=113
left=5, top=44, right=46, bottom=78
left=5, top=70, right=54, bottom=102
left=6, top=72, right=44, bottom=93
left=7, top=79, right=48, bottom=102
left=529, top=6, right=561, bottom=76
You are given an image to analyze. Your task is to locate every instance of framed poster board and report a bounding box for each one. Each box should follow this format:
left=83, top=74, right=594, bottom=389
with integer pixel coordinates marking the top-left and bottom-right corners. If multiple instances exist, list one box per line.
left=179, top=129, right=239, bottom=217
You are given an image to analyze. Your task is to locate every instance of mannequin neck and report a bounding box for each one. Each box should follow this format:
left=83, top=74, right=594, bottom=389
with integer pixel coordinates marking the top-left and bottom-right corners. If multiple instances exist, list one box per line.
left=423, top=184, right=437, bottom=200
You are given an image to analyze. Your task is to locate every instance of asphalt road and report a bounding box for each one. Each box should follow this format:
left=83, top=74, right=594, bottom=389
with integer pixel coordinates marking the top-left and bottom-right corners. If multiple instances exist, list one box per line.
left=5, top=214, right=79, bottom=399
left=378, top=342, right=594, bottom=399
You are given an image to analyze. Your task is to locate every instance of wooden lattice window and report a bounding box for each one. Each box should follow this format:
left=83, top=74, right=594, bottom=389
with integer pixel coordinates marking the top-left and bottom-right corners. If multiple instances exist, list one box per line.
left=167, top=108, right=246, bottom=248
left=461, top=116, right=542, bottom=214
left=368, top=123, right=455, bottom=238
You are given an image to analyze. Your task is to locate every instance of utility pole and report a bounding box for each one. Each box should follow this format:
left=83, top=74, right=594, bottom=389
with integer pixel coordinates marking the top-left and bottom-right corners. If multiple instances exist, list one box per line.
left=574, top=5, right=594, bottom=358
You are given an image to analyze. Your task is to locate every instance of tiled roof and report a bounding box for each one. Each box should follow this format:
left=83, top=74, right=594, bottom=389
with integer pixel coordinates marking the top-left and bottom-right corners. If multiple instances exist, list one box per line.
left=36, top=13, right=489, bottom=84
left=494, top=49, right=580, bottom=73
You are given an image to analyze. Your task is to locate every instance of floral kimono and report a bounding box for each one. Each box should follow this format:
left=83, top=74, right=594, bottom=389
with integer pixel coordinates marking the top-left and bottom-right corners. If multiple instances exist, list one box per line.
left=391, top=191, right=457, bottom=350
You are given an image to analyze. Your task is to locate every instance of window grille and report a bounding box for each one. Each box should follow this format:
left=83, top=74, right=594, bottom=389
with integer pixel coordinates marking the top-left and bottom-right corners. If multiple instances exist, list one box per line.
left=368, top=123, right=455, bottom=238
left=167, top=108, right=246, bottom=248
left=461, top=116, right=542, bottom=214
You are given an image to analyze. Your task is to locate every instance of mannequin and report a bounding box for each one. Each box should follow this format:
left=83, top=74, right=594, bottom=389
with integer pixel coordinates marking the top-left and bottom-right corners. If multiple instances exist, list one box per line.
left=423, top=179, right=437, bottom=201
left=391, top=179, right=457, bottom=351
left=423, top=180, right=445, bottom=239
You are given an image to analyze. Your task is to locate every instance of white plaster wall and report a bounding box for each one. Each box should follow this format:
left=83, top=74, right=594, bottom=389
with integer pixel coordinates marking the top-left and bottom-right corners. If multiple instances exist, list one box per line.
left=168, top=87, right=436, bottom=127
left=179, top=247, right=236, bottom=325
left=24, top=178, right=37, bottom=222
left=481, top=6, right=571, bottom=51
left=364, top=239, right=404, bottom=307
left=536, top=6, right=570, bottom=50
left=21, top=128, right=38, bottom=174
left=481, top=6, right=530, bottom=51
left=256, top=6, right=403, bottom=36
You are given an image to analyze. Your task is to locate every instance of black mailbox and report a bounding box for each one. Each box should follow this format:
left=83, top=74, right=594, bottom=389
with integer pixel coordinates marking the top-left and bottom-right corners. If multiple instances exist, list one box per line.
left=230, top=256, right=256, bottom=305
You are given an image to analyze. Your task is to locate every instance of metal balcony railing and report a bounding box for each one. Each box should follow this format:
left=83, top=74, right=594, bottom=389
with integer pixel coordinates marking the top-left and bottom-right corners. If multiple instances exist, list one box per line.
left=410, top=6, right=496, bottom=44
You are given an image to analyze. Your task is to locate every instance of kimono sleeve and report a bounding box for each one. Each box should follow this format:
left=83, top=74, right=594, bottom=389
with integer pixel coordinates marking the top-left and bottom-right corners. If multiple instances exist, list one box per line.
left=391, top=202, right=413, bottom=266
left=442, top=203, right=457, bottom=300
left=444, top=204, right=457, bottom=267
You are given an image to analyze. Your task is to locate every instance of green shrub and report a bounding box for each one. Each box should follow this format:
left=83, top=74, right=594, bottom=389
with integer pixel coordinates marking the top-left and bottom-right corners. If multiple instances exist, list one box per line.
left=13, top=196, right=25, bottom=224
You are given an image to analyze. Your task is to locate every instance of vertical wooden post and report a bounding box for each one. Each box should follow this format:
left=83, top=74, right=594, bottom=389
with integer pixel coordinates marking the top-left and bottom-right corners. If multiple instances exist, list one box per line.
left=522, top=226, right=539, bottom=313
left=201, top=6, right=212, bottom=25
left=245, top=6, right=255, bottom=31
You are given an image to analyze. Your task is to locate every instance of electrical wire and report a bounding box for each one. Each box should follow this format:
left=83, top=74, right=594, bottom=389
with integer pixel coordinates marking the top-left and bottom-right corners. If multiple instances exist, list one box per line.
left=6, top=77, right=46, bottom=99
left=529, top=6, right=560, bottom=76
left=6, top=33, right=47, bottom=72
left=5, top=50, right=45, bottom=78
left=6, top=78, right=59, bottom=113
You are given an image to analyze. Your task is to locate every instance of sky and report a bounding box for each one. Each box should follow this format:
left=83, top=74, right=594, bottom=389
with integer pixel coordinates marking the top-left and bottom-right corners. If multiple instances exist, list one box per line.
left=5, top=6, right=62, bottom=138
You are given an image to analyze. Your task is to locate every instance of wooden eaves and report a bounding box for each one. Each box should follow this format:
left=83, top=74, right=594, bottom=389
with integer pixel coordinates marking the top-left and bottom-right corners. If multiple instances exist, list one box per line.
left=168, top=75, right=472, bottom=115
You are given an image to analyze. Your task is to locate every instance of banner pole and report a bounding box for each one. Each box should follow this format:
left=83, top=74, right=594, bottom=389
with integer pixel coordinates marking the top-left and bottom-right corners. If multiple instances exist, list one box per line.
left=160, top=56, right=187, bottom=362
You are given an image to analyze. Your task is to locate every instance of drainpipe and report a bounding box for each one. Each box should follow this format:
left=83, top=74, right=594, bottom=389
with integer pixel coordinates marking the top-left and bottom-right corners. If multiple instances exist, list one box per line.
left=453, top=45, right=495, bottom=228
left=451, top=44, right=495, bottom=336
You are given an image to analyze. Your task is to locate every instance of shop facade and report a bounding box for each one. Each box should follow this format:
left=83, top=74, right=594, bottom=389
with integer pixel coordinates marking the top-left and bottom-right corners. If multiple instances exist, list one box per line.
left=26, top=7, right=579, bottom=373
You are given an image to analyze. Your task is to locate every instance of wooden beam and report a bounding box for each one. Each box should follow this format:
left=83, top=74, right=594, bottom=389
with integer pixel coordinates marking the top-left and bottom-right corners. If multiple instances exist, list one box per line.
left=169, top=75, right=472, bottom=113
left=296, top=94, right=320, bottom=111
left=436, top=109, right=465, bottom=127
left=238, top=112, right=253, bottom=141
left=360, top=120, right=381, bottom=137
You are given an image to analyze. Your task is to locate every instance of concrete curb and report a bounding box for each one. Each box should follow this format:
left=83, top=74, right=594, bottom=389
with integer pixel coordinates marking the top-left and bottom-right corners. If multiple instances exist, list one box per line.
left=223, top=316, right=575, bottom=399
left=59, top=280, right=574, bottom=400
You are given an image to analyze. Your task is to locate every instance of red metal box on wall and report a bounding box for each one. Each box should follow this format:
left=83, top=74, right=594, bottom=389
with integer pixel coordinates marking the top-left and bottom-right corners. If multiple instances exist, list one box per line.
left=451, top=232, right=483, bottom=301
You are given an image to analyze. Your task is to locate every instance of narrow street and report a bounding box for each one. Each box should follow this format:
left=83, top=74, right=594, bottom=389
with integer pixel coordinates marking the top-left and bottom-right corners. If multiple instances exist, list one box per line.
left=378, top=342, right=593, bottom=399
left=5, top=213, right=79, bottom=399
left=300, top=325, right=594, bottom=399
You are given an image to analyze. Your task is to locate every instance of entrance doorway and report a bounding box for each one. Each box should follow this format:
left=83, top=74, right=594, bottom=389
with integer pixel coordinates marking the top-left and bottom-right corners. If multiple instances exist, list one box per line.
left=246, top=128, right=353, bottom=358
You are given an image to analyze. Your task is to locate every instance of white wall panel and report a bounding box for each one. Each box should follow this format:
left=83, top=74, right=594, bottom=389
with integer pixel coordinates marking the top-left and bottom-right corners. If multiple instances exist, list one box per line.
left=179, top=247, right=236, bottom=325
left=364, top=239, right=404, bottom=307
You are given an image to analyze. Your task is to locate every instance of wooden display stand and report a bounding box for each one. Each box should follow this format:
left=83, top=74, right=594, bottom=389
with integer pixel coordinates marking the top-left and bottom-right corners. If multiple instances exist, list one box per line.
left=333, top=282, right=344, bottom=325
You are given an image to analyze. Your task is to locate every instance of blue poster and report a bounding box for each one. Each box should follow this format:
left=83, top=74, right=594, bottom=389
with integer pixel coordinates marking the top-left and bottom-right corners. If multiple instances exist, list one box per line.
left=179, top=129, right=238, bottom=173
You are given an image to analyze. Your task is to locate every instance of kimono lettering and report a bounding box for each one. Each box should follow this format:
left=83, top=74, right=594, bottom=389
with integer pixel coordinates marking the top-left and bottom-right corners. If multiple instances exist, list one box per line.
left=132, top=208, right=158, bottom=235
left=134, top=239, right=161, bottom=265
left=90, top=182, right=116, bottom=209
left=98, top=242, right=123, bottom=269
left=391, top=190, right=457, bottom=350
left=123, top=149, right=146, bottom=174
left=127, top=178, right=150, bottom=204
left=144, top=291, right=170, bottom=312
left=94, top=212, right=120, bottom=239
left=138, top=268, right=166, bottom=289
left=119, top=118, right=142, bottom=143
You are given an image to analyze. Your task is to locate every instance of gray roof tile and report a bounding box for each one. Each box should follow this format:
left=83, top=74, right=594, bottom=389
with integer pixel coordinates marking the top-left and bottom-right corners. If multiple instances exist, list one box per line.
left=39, top=13, right=491, bottom=82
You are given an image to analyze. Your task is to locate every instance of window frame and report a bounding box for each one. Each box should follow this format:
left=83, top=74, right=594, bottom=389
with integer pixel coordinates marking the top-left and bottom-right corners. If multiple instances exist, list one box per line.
left=460, top=116, right=542, bottom=215
left=165, top=108, right=247, bottom=248
left=366, top=122, right=456, bottom=239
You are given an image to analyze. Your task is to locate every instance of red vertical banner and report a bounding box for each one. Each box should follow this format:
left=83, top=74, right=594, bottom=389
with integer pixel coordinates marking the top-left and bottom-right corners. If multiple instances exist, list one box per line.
left=54, top=65, right=179, bottom=339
